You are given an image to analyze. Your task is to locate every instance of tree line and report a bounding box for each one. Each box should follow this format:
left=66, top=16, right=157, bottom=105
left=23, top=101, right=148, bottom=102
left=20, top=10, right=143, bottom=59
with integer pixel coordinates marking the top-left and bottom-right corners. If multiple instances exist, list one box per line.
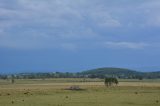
left=0, top=71, right=160, bottom=80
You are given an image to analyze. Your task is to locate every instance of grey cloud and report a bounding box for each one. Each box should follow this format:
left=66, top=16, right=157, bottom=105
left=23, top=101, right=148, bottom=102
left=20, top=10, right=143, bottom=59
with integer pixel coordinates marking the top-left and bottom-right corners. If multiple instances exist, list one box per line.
left=103, top=41, right=149, bottom=49
left=0, top=0, right=159, bottom=50
left=138, top=0, right=160, bottom=27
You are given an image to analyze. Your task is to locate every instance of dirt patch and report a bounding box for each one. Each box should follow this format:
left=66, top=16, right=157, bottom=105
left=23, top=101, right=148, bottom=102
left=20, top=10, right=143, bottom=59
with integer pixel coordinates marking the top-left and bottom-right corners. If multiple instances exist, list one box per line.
left=65, top=85, right=85, bottom=91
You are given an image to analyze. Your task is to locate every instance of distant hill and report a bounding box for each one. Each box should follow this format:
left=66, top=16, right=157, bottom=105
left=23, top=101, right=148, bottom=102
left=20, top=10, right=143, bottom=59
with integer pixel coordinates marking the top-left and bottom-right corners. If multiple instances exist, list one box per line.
left=81, top=67, right=142, bottom=75
left=81, top=67, right=160, bottom=79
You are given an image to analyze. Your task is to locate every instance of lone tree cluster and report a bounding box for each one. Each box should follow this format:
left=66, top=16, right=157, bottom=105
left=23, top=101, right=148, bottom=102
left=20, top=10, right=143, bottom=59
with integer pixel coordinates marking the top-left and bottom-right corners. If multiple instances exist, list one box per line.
left=104, top=78, right=118, bottom=87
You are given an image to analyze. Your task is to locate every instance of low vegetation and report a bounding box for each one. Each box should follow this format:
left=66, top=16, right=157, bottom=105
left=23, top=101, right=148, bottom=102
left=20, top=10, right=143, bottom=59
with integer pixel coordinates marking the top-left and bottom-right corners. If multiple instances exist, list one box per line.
left=0, top=78, right=159, bottom=106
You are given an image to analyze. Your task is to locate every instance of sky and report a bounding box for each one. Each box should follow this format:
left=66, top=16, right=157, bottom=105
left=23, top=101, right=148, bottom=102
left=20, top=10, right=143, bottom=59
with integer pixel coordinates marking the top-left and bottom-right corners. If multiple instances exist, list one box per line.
left=1, top=0, right=160, bottom=73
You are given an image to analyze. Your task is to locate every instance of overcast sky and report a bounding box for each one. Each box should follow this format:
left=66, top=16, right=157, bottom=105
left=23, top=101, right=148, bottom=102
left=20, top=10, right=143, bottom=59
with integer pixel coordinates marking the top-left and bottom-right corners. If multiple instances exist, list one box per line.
left=1, top=0, right=160, bottom=73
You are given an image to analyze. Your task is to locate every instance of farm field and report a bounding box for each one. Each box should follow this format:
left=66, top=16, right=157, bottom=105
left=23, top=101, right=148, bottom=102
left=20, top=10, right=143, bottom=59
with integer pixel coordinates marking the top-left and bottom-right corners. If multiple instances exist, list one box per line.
left=0, top=78, right=160, bottom=106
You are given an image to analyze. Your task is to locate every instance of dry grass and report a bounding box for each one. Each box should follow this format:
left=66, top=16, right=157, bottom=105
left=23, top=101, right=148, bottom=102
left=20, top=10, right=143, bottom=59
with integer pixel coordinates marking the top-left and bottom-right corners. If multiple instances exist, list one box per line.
left=0, top=78, right=159, bottom=106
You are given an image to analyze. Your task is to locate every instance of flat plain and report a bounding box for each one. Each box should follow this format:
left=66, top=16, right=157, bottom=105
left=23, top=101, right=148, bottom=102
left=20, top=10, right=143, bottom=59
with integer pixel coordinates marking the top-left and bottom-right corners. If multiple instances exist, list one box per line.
left=0, top=78, right=160, bottom=106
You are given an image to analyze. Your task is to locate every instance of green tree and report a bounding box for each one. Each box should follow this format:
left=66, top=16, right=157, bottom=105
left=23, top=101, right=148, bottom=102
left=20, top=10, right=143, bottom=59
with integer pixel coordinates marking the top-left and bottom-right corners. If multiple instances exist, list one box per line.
left=104, top=78, right=118, bottom=87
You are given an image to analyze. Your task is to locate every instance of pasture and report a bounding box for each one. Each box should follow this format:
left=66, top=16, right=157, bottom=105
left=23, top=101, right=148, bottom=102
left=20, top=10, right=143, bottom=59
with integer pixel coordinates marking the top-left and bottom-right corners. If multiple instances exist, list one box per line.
left=0, top=78, right=160, bottom=106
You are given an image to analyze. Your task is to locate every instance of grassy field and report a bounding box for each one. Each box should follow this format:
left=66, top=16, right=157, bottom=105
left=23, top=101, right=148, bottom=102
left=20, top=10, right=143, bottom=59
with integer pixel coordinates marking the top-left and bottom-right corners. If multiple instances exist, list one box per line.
left=0, top=78, right=160, bottom=106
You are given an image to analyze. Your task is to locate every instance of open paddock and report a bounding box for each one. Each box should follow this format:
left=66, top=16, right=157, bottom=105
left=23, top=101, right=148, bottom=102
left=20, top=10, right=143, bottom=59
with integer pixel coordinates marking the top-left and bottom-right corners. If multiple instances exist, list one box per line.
left=0, top=78, right=159, bottom=106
